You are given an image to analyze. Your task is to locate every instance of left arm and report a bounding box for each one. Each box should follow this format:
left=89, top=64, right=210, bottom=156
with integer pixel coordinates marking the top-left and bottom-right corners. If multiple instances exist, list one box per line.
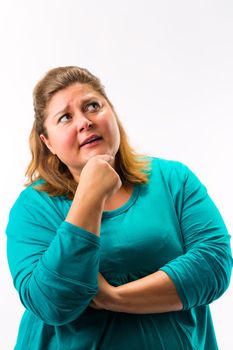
left=91, top=164, right=232, bottom=313
left=91, top=271, right=183, bottom=313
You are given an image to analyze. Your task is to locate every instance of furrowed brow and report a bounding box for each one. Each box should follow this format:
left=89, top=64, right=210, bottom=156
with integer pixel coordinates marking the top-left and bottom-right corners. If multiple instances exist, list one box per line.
left=50, top=94, right=102, bottom=119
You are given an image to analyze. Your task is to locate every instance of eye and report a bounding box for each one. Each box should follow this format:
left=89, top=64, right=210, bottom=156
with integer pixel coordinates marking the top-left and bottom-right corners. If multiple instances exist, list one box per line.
left=85, top=101, right=101, bottom=112
left=58, top=113, right=72, bottom=123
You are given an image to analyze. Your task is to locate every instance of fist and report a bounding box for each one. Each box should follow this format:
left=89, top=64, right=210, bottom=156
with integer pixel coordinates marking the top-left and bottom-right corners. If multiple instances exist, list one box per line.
left=78, top=154, right=122, bottom=201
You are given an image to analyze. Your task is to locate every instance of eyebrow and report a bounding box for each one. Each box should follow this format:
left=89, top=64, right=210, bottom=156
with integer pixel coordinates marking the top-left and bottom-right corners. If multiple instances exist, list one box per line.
left=51, top=95, right=102, bottom=119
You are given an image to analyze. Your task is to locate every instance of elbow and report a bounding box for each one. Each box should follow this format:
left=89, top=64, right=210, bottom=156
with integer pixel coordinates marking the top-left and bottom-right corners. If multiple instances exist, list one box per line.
left=211, top=235, right=233, bottom=298
left=199, top=249, right=232, bottom=306
left=39, top=305, right=88, bottom=326
left=213, top=252, right=232, bottom=299
left=162, top=245, right=232, bottom=310
left=20, top=285, right=99, bottom=326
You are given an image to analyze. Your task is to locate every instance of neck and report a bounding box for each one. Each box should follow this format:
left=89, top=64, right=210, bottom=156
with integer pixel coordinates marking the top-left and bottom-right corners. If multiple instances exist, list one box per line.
left=104, top=184, right=133, bottom=211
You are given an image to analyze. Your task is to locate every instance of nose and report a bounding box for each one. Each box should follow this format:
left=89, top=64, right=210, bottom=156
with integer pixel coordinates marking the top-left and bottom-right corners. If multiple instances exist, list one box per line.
left=76, top=114, right=93, bottom=132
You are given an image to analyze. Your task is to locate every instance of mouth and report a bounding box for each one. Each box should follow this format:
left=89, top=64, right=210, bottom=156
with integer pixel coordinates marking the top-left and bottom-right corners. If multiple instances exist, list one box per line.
left=80, top=136, right=103, bottom=148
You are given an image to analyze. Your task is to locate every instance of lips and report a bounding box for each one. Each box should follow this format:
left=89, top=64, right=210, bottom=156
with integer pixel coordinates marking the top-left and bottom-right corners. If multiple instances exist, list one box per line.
left=80, top=134, right=102, bottom=147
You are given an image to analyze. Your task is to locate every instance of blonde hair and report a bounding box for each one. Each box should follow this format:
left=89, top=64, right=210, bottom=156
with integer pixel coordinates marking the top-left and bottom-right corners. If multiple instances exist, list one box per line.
left=26, top=66, right=151, bottom=198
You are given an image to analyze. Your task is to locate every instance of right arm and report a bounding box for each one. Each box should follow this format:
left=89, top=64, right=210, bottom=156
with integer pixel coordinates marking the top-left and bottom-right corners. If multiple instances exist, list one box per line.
left=6, top=155, right=121, bottom=326
left=66, top=154, right=121, bottom=235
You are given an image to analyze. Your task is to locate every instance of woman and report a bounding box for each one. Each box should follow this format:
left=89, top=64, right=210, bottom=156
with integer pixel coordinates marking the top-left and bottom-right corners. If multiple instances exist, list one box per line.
left=6, top=66, right=232, bottom=349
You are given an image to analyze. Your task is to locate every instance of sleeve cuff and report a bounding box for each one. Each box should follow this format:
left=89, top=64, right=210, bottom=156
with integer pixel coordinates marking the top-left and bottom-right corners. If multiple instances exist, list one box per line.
left=60, top=221, right=100, bottom=246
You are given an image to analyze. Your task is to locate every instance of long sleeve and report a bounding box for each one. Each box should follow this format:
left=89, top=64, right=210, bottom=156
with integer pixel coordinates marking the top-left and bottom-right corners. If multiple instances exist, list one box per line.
left=6, top=187, right=100, bottom=326
left=160, top=162, right=232, bottom=310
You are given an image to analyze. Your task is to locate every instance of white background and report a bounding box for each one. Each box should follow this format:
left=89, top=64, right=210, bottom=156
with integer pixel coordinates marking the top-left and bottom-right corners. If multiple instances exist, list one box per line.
left=0, top=1, right=232, bottom=349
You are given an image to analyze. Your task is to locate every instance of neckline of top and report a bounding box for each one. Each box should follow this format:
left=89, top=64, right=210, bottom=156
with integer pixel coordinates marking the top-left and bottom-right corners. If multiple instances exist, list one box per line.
left=102, top=184, right=140, bottom=219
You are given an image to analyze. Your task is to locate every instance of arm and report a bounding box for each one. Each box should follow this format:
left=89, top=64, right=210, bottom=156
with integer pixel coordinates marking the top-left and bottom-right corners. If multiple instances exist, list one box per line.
left=66, top=155, right=119, bottom=235
left=160, top=164, right=232, bottom=309
left=91, top=271, right=183, bottom=313
left=6, top=155, right=121, bottom=326
left=91, top=163, right=232, bottom=313
left=6, top=191, right=101, bottom=326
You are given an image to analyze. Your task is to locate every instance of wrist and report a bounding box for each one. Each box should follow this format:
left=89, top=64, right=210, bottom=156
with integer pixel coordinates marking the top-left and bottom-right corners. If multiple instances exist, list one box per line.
left=104, top=286, right=122, bottom=312
left=74, top=187, right=106, bottom=209
left=66, top=189, right=106, bottom=235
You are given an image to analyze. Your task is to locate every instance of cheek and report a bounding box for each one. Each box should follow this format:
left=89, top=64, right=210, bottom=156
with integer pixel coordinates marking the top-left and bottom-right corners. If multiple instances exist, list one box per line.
left=108, top=119, right=120, bottom=145
left=49, top=129, right=76, bottom=152
left=102, top=116, right=120, bottom=139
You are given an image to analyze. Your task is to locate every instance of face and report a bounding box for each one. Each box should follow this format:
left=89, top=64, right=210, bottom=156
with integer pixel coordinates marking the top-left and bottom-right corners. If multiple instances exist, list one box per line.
left=40, top=83, right=120, bottom=179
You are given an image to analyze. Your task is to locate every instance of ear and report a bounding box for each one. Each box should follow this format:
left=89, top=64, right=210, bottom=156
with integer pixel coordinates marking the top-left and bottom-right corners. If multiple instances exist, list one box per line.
left=40, top=134, right=56, bottom=155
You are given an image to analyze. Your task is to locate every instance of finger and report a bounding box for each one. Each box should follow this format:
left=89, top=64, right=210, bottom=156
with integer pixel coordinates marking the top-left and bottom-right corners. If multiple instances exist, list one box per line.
left=93, top=154, right=114, bottom=163
left=89, top=301, right=102, bottom=310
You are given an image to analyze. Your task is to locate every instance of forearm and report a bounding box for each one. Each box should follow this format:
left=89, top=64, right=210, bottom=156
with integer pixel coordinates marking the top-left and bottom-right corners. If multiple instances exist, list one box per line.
left=8, top=221, right=101, bottom=325
left=66, top=187, right=105, bottom=236
left=66, top=155, right=121, bottom=236
left=95, top=271, right=183, bottom=314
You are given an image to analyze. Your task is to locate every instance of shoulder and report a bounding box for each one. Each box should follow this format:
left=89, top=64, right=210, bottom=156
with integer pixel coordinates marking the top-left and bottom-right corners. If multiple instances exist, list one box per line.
left=6, top=184, right=71, bottom=239
left=146, top=156, right=207, bottom=199
left=148, top=156, right=190, bottom=183
left=8, top=183, right=69, bottom=226
left=12, top=184, right=54, bottom=209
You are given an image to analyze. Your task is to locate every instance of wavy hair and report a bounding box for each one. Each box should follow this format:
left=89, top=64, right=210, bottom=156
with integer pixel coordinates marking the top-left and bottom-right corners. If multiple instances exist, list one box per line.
left=26, top=66, right=151, bottom=198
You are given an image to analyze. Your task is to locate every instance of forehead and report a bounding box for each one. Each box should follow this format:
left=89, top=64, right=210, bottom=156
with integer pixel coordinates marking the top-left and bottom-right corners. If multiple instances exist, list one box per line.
left=46, top=83, right=103, bottom=115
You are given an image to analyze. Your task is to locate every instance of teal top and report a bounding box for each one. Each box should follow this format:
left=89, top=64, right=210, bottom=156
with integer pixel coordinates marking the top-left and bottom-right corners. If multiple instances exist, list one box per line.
left=6, top=157, right=232, bottom=350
